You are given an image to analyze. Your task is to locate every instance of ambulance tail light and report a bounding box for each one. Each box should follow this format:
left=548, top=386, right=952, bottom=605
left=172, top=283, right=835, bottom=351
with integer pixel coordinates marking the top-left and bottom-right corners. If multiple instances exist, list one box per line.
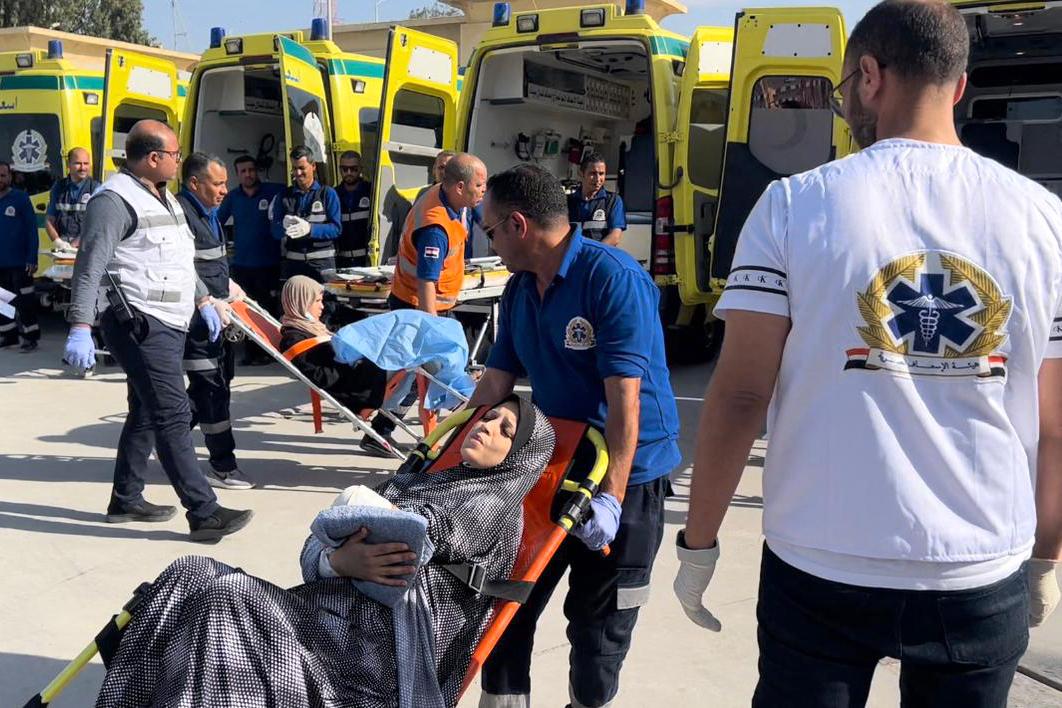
left=210, top=27, right=226, bottom=48
left=47, top=40, right=63, bottom=59
left=652, top=196, right=676, bottom=276
left=493, top=2, right=511, bottom=26
left=626, top=0, right=646, bottom=15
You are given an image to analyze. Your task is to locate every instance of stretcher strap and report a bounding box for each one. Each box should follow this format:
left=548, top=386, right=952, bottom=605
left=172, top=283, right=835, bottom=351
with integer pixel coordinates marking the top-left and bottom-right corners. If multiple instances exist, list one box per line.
left=442, top=563, right=535, bottom=604
left=281, top=335, right=332, bottom=362
left=94, top=615, right=124, bottom=669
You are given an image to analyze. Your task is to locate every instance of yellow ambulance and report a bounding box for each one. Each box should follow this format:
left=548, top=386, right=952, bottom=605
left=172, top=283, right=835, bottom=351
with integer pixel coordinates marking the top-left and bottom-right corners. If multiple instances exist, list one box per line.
left=358, top=1, right=850, bottom=352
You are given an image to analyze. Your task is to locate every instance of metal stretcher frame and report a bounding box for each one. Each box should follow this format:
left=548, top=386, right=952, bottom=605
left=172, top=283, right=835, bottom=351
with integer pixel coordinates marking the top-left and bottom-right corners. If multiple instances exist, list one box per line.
left=227, top=298, right=468, bottom=457
left=22, top=406, right=608, bottom=708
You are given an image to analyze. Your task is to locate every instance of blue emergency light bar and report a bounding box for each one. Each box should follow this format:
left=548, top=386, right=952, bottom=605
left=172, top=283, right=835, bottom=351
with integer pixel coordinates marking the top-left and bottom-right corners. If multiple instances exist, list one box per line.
left=209, top=26, right=226, bottom=48
left=311, top=17, right=330, bottom=41
left=493, top=2, right=511, bottom=26
left=47, top=40, right=63, bottom=59
left=626, top=0, right=646, bottom=14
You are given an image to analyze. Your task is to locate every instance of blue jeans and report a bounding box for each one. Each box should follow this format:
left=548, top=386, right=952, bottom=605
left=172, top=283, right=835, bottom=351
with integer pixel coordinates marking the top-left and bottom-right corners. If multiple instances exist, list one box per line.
left=101, top=307, right=219, bottom=521
left=754, top=544, right=1028, bottom=708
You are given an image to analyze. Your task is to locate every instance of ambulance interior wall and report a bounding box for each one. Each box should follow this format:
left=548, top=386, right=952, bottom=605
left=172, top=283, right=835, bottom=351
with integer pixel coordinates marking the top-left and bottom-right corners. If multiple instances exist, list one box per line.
left=467, top=48, right=654, bottom=264
left=956, top=8, right=1062, bottom=199
left=193, top=67, right=290, bottom=185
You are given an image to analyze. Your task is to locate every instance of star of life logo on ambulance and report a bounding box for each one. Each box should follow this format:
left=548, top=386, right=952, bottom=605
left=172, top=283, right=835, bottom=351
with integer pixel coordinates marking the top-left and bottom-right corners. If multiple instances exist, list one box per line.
left=844, top=251, right=1012, bottom=379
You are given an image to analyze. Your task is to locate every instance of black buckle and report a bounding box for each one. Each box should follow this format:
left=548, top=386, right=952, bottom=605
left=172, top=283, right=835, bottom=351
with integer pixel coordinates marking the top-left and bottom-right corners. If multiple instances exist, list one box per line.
left=463, top=564, right=486, bottom=593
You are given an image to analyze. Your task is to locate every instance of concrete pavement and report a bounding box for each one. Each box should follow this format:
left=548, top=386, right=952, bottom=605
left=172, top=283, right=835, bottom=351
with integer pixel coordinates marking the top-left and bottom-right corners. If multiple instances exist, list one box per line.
left=1, top=313, right=1060, bottom=707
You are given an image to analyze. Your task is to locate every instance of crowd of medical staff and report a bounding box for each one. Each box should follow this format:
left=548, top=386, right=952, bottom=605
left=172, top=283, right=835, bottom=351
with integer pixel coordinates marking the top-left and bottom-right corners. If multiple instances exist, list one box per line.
left=4, top=0, right=1062, bottom=705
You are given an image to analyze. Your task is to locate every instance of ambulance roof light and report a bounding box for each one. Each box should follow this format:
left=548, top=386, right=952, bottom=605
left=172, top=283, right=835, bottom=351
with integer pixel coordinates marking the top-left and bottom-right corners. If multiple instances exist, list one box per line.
left=209, top=27, right=226, bottom=48
left=47, top=40, right=63, bottom=59
left=493, top=2, right=511, bottom=26
left=310, top=17, right=329, bottom=41
left=15, top=53, right=33, bottom=68
left=626, top=0, right=645, bottom=15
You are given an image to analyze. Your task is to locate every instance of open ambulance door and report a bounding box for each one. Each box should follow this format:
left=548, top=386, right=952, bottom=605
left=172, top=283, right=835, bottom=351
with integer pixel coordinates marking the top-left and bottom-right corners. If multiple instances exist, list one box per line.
left=368, top=26, right=459, bottom=266
left=672, top=27, right=734, bottom=303
left=278, top=36, right=334, bottom=186
left=98, top=49, right=182, bottom=180
left=704, top=8, right=847, bottom=291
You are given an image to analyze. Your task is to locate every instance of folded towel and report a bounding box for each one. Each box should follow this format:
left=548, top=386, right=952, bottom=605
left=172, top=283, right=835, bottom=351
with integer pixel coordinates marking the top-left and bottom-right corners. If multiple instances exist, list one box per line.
left=300, top=504, right=433, bottom=608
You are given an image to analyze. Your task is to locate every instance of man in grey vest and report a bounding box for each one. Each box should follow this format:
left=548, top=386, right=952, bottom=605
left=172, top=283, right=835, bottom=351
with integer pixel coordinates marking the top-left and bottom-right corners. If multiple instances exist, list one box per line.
left=63, top=120, right=253, bottom=542
left=177, top=152, right=253, bottom=490
left=45, top=147, right=100, bottom=250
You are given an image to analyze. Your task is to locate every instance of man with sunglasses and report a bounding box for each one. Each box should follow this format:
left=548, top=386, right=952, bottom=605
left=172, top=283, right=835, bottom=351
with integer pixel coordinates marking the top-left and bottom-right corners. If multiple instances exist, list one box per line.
left=470, top=164, right=680, bottom=708
left=335, top=150, right=372, bottom=270
left=676, top=1, right=1062, bottom=705
left=63, top=120, right=253, bottom=542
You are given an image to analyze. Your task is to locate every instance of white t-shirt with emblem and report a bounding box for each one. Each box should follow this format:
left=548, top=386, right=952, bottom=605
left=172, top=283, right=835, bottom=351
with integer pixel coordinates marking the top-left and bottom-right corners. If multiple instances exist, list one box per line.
left=715, top=138, right=1062, bottom=590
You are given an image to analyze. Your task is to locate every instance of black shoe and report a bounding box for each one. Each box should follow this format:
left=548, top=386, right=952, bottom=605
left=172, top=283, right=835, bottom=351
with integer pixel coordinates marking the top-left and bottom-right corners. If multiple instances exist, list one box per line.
left=359, top=435, right=405, bottom=458
left=106, top=500, right=178, bottom=523
left=188, top=506, right=254, bottom=542
left=0, top=338, right=17, bottom=349
left=19, top=340, right=38, bottom=353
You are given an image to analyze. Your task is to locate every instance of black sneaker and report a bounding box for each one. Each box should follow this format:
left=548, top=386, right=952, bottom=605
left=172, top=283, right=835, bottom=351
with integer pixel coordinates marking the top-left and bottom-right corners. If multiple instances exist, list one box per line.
left=359, top=435, right=405, bottom=458
left=106, top=500, right=178, bottom=524
left=19, top=340, right=38, bottom=353
left=189, top=506, right=254, bottom=542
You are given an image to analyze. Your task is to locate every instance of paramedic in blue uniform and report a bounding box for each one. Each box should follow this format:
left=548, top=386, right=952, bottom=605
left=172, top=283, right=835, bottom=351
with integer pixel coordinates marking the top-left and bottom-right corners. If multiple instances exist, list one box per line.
left=567, top=152, right=626, bottom=247
left=218, top=155, right=284, bottom=314
left=335, top=150, right=372, bottom=269
left=45, top=147, right=100, bottom=250
left=269, top=145, right=341, bottom=284
left=471, top=164, right=680, bottom=708
left=0, top=160, right=40, bottom=351
left=177, top=152, right=254, bottom=491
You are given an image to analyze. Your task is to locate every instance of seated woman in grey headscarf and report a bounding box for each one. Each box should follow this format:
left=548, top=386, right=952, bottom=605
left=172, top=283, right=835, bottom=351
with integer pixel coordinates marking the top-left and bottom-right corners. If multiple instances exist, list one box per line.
left=95, top=395, right=554, bottom=708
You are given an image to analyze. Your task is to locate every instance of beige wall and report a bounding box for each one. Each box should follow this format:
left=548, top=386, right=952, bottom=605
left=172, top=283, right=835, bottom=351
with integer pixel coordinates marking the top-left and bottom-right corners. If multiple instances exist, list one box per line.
left=0, top=26, right=198, bottom=73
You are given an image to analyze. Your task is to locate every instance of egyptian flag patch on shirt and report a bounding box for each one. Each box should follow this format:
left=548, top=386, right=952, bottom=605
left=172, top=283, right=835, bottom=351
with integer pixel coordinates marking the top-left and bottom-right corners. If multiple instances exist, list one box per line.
left=423, top=246, right=440, bottom=259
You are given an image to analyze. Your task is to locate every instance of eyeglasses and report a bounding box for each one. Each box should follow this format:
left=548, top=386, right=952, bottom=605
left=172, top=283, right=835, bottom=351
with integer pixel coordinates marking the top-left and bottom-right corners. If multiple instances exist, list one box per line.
left=154, top=149, right=182, bottom=162
left=829, top=62, right=887, bottom=118
left=482, top=213, right=512, bottom=241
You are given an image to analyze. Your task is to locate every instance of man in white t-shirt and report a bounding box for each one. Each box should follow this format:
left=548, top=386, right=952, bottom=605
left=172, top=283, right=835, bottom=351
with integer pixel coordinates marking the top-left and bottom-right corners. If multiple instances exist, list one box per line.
left=673, top=0, right=1062, bottom=705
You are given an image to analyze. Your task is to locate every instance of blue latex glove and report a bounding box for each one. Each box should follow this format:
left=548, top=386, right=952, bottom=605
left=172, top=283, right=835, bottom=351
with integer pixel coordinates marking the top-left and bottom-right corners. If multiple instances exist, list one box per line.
left=64, top=327, right=96, bottom=370
left=571, top=493, right=622, bottom=551
left=198, top=302, right=222, bottom=342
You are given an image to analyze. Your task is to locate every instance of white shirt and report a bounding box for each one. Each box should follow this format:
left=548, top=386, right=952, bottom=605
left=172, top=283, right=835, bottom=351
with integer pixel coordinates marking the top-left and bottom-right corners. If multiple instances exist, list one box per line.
left=715, top=138, right=1062, bottom=590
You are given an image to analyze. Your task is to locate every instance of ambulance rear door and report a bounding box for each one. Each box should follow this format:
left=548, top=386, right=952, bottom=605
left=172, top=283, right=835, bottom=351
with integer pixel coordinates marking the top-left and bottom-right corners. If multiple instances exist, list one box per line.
left=278, top=36, right=334, bottom=184
left=98, top=49, right=181, bottom=179
left=367, top=26, right=459, bottom=265
left=705, top=8, right=847, bottom=291
left=672, top=27, right=733, bottom=302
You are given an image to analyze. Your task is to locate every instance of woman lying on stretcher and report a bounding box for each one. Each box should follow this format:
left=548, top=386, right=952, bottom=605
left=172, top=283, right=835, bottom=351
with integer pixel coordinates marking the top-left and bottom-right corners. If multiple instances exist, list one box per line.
left=95, top=395, right=556, bottom=708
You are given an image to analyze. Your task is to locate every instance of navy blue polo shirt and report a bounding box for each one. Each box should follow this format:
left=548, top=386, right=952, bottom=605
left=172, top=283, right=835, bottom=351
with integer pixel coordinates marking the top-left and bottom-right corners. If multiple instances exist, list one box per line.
left=0, top=188, right=38, bottom=268
left=218, top=182, right=284, bottom=267
left=412, top=187, right=464, bottom=281
left=568, top=187, right=626, bottom=241
left=46, top=177, right=99, bottom=218
left=487, top=227, right=680, bottom=485
left=268, top=180, right=341, bottom=242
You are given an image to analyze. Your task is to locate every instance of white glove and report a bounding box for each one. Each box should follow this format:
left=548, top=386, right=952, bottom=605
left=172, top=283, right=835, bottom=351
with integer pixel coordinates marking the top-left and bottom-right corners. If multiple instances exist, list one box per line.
left=1028, top=558, right=1061, bottom=627
left=283, top=214, right=311, bottom=239
left=673, top=532, right=722, bottom=631
left=52, top=237, right=72, bottom=251
left=227, top=279, right=245, bottom=302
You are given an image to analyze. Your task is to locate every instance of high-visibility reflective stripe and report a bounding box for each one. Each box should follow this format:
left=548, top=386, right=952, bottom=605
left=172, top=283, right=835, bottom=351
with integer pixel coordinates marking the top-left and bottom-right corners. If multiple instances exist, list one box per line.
left=21, top=323, right=40, bottom=332
left=306, top=214, right=328, bottom=223
left=55, top=202, right=87, bottom=212
left=194, top=246, right=226, bottom=261
left=19, top=286, right=34, bottom=295
left=146, top=289, right=184, bottom=303
left=0, top=322, right=16, bottom=331
left=582, top=220, right=608, bottom=230
left=341, top=211, right=370, bottom=222
left=182, top=358, right=218, bottom=372
left=337, top=249, right=367, bottom=258
left=200, top=419, right=232, bottom=434
left=284, top=249, right=335, bottom=261
left=397, top=255, right=418, bottom=277
left=138, top=213, right=187, bottom=229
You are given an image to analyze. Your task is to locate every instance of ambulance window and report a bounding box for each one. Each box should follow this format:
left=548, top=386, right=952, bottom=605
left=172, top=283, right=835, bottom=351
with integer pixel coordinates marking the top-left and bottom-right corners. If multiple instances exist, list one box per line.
left=111, top=105, right=168, bottom=171
left=389, top=89, right=444, bottom=188
left=285, top=84, right=330, bottom=184
left=748, top=76, right=834, bottom=175
left=687, top=89, right=728, bottom=190
left=359, top=107, right=379, bottom=174
left=0, top=114, right=62, bottom=197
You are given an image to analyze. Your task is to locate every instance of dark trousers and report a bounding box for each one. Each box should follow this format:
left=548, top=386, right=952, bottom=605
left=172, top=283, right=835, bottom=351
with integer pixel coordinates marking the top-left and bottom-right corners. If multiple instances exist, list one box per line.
left=281, top=256, right=335, bottom=283
left=482, top=476, right=670, bottom=707
left=0, top=267, right=39, bottom=344
left=100, top=307, right=218, bottom=521
left=753, top=544, right=1029, bottom=708
left=184, top=310, right=237, bottom=472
